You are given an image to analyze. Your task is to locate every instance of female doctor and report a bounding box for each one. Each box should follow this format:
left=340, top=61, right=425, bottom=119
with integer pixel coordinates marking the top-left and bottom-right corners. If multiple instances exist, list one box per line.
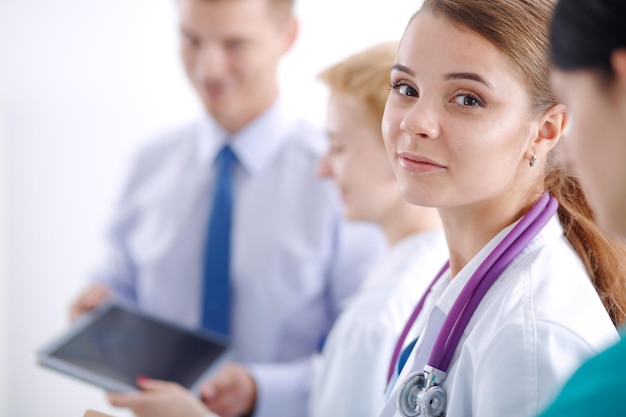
left=311, top=42, right=447, bottom=417
left=378, top=1, right=626, bottom=417
left=536, top=0, right=626, bottom=415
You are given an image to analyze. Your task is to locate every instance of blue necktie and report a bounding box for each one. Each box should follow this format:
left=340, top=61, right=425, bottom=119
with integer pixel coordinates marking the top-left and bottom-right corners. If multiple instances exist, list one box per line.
left=201, top=145, right=236, bottom=337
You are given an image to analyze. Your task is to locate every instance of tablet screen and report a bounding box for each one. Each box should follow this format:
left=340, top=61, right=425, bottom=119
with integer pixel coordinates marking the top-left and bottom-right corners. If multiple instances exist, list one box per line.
left=45, top=305, right=227, bottom=390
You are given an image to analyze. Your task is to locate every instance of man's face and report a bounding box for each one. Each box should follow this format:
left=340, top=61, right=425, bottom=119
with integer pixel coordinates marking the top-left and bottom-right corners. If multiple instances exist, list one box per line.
left=178, top=0, right=295, bottom=132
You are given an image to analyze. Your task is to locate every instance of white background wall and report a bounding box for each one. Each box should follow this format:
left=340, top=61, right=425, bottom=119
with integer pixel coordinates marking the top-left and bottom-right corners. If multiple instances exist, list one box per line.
left=1, top=47, right=8, bottom=413
left=0, top=1, right=422, bottom=416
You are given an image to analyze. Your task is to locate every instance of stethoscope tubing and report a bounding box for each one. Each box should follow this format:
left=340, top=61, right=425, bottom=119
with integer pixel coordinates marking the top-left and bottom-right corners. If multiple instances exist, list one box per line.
left=435, top=193, right=557, bottom=371
left=387, top=193, right=558, bottom=380
left=386, top=262, right=449, bottom=383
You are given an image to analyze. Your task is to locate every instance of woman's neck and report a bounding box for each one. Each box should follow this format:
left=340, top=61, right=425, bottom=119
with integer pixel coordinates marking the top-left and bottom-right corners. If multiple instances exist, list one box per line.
left=439, top=189, right=543, bottom=277
left=381, top=203, right=442, bottom=247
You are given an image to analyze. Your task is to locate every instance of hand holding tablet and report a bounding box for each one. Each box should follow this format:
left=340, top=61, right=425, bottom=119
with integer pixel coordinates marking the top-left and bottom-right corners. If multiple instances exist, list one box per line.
left=36, top=302, right=229, bottom=393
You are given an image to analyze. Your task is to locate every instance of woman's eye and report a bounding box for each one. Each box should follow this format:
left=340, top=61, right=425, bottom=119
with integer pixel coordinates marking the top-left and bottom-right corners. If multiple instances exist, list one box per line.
left=391, top=82, right=418, bottom=97
left=329, top=144, right=345, bottom=155
left=454, top=94, right=483, bottom=107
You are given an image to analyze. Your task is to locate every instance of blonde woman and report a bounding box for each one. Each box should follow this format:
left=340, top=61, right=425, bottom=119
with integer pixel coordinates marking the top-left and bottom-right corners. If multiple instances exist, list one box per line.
left=311, top=43, right=447, bottom=417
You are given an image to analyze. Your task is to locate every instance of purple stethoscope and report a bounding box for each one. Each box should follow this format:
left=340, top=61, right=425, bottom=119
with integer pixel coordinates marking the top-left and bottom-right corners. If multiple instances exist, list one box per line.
left=387, top=193, right=558, bottom=417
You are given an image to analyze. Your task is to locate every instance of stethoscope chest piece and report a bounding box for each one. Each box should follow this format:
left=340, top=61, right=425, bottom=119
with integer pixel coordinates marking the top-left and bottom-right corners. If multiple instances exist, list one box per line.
left=397, top=371, right=447, bottom=417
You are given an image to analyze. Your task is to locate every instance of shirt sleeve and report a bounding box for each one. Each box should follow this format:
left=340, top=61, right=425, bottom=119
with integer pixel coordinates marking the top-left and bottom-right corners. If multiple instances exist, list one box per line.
left=247, top=357, right=313, bottom=417
left=89, top=144, right=154, bottom=302
left=90, top=199, right=137, bottom=301
left=325, top=219, right=387, bottom=318
left=246, top=221, right=385, bottom=417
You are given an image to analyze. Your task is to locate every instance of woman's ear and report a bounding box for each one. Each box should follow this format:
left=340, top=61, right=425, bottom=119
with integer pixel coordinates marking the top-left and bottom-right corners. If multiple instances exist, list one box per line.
left=611, top=49, right=626, bottom=94
left=531, top=103, right=569, bottom=156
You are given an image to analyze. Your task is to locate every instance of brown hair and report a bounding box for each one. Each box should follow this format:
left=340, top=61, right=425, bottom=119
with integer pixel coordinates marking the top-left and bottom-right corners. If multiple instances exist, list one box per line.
left=318, top=42, right=398, bottom=134
left=197, top=0, right=295, bottom=22
left=420, top=0, right=626, bottom=325
left=199, top=0, right=294, bottom=6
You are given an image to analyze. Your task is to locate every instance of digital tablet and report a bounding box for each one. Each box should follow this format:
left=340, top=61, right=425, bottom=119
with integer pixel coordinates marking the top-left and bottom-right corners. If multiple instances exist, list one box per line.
left=36, top=301, right=229, bottom=393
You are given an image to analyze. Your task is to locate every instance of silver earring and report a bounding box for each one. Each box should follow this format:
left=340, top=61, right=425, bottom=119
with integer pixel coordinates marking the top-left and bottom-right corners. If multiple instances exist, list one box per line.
left=529, top=153, right=537, bottom=168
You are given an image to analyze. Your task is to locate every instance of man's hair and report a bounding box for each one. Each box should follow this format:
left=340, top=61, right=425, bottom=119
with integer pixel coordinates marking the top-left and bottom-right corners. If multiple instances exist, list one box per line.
left=196, top=0, right=295, bottom=24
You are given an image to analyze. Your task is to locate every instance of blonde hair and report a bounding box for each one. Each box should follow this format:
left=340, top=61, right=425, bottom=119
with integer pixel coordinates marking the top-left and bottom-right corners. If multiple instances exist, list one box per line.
left=318, top=42, right=399, bottom=133
left=420, top=0, right=626, bottom=325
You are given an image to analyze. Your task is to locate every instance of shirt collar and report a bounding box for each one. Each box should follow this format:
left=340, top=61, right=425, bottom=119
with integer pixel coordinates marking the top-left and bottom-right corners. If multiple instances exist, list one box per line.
left=196, top=97, right=293, bottom=175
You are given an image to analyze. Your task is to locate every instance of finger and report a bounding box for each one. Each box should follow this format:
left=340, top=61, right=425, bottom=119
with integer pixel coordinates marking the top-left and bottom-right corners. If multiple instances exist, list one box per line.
left=214, top=368, right=255, bottom=416
left=70, top=297, right=90, bottom=320
left=69, top=286, right=110, bottom=321
left=200, top=382, right=217, bottom=404
left=86, top=286, right=110, bottom=306
left=204, top=391, right=241, bottom=417
left=69, top=304, right=82, bottom=322
left=202, top=378, right=237, bottom=408
left=201, top=369, right=236, bottom=404
left=70, top=303, right=90, bottom=323
left=107, top=392, right=142, bottom=408
left=136, top=376, right=177, bottom=391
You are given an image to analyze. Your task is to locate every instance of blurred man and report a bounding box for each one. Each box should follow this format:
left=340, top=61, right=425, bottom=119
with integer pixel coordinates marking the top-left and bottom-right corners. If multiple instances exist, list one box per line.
left=70, top=0, right=385, bottom=416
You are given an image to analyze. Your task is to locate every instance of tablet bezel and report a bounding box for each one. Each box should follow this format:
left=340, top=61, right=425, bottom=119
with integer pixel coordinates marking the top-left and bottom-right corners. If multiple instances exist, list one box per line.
left=36, top=301, right=230, bottom=393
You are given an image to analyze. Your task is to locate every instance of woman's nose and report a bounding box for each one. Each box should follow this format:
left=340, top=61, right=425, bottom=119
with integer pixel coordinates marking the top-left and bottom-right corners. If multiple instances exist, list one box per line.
left=399, top=100, right=441, bottom=139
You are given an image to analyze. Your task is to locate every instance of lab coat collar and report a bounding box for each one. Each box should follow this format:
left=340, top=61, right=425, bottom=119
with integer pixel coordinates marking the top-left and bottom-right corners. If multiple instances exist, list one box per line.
left=435, top=213, right=563, bottom=315
left=196, top=97, right=293, bottom=175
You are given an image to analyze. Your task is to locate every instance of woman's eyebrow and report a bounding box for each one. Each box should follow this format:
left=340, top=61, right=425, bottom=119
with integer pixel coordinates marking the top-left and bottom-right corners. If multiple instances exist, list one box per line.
left=391, top=65, right=494, bottom=91
left=444, top=72, right=493, bottom=90
left=390, top=64, right=415, bottom=76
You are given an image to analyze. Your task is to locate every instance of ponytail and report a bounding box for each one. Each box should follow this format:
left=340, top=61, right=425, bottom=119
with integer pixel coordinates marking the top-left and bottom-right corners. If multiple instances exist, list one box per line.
left=545, top=163, right=626, bottom=326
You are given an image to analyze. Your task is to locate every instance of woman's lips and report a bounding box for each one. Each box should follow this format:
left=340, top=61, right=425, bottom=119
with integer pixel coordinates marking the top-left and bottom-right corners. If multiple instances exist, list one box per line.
left=398, top=152, right=446, bottom=173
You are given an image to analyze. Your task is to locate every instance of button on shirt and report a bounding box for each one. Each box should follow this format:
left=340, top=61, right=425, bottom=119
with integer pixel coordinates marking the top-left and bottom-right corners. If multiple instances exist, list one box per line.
left=90, top=99, right=386, bottom=417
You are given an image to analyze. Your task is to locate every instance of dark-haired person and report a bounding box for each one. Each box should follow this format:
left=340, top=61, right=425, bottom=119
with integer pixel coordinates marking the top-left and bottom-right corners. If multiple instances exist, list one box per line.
left=376, top=0, right=626, bottom=416
left=68, top=0, right=385, bottom=416
left=537, top=1, right=626, bottom=415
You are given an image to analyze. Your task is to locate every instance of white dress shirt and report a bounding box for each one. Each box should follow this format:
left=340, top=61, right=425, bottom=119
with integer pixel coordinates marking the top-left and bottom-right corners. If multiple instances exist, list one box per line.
left=90, top=98, right=387, bottom=417
left=380, top=215, right=618, bottom=417
left=310, top=229, right=448, bottom=417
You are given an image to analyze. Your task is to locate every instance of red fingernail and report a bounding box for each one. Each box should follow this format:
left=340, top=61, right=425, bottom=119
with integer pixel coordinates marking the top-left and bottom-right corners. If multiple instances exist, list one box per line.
left=136, top=375, right=147, bottom=384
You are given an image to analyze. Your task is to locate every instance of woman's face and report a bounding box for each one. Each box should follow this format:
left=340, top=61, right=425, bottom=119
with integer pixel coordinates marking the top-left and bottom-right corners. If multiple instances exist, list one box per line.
left=552, top=69, right=626, bottom=235
left=383, top=12, right=541, bottom=209
left=318, top=93, right=403, bottom=224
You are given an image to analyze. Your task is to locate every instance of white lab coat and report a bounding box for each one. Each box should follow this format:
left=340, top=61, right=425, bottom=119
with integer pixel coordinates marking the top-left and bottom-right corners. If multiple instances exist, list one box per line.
left=379, top=214, right=619, bottom=417
left=310, top=230, right=448, bottom=417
